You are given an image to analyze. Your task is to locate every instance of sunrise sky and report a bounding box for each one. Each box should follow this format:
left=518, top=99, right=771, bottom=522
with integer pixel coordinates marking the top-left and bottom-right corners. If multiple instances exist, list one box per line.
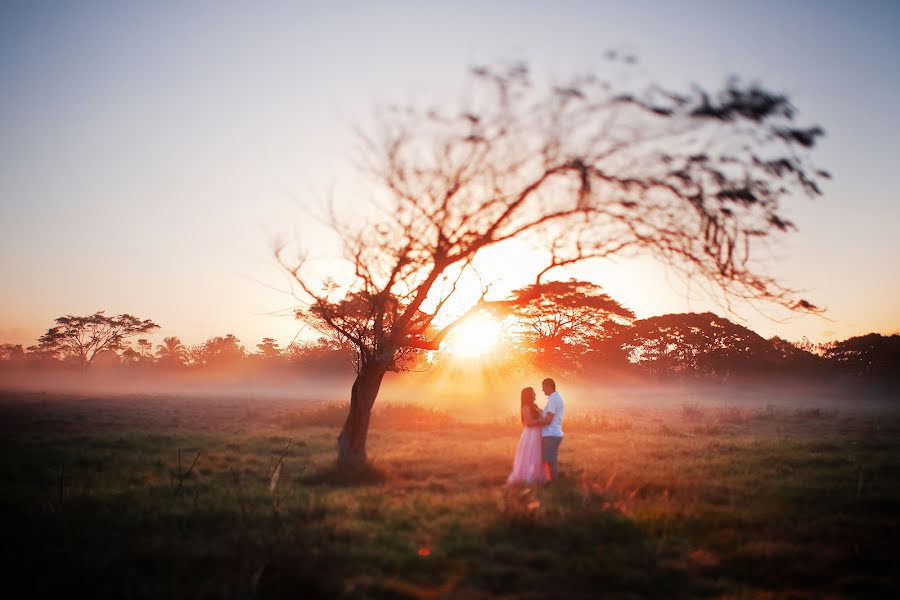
left=1, top=1, right=899, bottom=350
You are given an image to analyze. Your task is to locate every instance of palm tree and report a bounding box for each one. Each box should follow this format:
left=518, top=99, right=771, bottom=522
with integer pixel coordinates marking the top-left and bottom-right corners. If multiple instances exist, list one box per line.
left=155, top=336, right=189, bottom=366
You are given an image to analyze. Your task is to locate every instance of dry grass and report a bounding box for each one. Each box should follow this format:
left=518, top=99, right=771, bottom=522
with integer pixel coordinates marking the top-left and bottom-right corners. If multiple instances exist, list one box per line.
left=680, top=401, right=705, bottom=419
left=276, top=401, right=459, bottom=430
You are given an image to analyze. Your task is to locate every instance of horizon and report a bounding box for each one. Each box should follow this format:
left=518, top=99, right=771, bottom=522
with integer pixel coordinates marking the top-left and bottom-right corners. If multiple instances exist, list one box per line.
left=2, top=304, right=897, bottom=355
left=2, top=1, right=899, bottom=349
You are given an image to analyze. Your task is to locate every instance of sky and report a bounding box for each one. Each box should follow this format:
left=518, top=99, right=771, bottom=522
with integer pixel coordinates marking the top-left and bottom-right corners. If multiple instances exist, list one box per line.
left=1, top=0, right=899, bottom=351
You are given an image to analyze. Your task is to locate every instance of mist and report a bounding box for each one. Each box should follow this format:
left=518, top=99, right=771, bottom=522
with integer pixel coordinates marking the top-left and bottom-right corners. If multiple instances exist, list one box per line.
left=3, top=362, right=895, bottom=428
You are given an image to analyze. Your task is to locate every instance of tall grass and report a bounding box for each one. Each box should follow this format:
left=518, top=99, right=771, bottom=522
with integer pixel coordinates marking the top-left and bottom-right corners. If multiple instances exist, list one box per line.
left=276, top=401, right=458, bottom=429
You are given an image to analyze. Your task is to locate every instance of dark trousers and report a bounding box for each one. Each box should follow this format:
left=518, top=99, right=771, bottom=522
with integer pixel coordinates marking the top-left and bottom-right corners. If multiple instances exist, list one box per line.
left=542, top=436, right=563, bottom=480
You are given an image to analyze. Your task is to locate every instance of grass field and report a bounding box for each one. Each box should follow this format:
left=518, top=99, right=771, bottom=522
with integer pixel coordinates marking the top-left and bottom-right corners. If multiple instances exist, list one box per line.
left=1, top=390, right=898, bottom=599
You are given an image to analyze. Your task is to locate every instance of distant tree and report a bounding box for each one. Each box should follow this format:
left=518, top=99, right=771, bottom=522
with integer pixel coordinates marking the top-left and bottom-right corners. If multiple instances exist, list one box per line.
left=792, top=335, right=834, bottom=357
left=824, top=333, right=900, bottom=380
left=120, top=346, right=141, bottom=365
left=0, top=343, right=25, bottom=363
left=136, top=339, right=153, bottom=360
left=92, top=348, right=124, bottom=368
left=768, top=336, right=825, bottom=373
left=191, top=334, right=246, bottom=368
left=617, top=312, right=777, bottom=377
left=23, top=343, right=59, bottom=366
left=285, top=336, right=354, bottom=372
left=155, top=336, right=189, bottom=367
left=121, top=338, right=156, bottom=366
left=506, top=279, right=634, bottom=371
left=31, top=311, right=159, bottom=371
left=255, top=337, right=282, bottom=360
left=278, top=62, right=828, bottom=465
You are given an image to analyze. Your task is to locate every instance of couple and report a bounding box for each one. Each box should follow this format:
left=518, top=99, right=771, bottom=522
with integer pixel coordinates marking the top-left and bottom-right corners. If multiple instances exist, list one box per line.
left=506, top=378, right=565, bottom=485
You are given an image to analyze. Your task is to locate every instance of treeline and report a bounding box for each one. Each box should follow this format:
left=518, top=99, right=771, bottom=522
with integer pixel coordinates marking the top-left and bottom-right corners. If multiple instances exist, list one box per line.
left=1, top=286, right=898, bottom=385
left=0, top=331, right=349, bottom=376
left=0, top=311, right=349, bottom=377
left=475, top=280, right=897, bottom=384
left=538, top=312, right=899, bottom=383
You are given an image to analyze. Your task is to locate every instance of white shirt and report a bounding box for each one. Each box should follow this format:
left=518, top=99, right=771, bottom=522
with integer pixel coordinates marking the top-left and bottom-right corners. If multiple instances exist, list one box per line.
left=541, top=390, right=564, bottom=437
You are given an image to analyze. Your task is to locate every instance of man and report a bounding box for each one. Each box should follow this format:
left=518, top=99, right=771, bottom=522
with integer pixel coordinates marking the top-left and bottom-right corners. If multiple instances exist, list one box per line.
left=538, top=377, right=564, bottom=481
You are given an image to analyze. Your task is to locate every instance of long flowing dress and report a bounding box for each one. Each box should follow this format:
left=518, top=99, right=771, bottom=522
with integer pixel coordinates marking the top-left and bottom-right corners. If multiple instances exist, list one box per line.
left=506, top=415, right=548, bottom=485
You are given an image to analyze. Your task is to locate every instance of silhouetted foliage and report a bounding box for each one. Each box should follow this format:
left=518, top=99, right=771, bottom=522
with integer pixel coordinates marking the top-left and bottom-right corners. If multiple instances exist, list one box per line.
left=284, top=337, right=356, bottom=373
left=29, top=311, right=159, bottom=371
left=825, top=333, right=900, bottom=380
left=0, top=343, right=25, bottom=364
left=189, top=334, right=246, bottom=368
left=767, top=335, right=826, bottom=374
left=507, top=279, right=634, bottom=372
left=155, top=336, right=189, bottom=367
left=254, top=337, right=282, bottom=360
left=617, top=312, right=786, bottom=378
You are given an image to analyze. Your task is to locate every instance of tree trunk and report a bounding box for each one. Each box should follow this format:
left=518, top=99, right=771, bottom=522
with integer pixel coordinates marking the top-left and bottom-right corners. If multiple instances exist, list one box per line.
left=337, top=363, right=387, bottom=465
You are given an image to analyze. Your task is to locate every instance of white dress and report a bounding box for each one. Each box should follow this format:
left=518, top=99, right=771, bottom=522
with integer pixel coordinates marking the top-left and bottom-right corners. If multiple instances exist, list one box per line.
left=506, top=409, right=548, bottom=485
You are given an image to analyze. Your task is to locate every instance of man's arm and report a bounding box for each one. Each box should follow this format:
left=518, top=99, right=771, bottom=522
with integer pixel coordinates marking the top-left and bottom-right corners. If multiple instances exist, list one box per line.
left=541, top=412, right=555, bottom=426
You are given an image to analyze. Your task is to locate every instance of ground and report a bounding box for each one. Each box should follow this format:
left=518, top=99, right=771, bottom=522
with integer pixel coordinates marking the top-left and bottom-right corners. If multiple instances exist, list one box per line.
left=0, top=389, right=898, bottom=599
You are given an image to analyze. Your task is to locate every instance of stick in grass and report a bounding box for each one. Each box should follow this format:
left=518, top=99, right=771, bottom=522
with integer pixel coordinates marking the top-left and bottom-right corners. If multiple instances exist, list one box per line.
left=266, top=437, right=293, bottom=478
left=268, top=438, right=292, bottom=493
left=174, top=449, right=201, bottom=497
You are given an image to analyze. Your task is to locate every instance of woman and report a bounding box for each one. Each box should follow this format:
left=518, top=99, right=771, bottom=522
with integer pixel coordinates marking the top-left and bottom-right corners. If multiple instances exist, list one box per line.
left=506, top=387, right=548, bottom=485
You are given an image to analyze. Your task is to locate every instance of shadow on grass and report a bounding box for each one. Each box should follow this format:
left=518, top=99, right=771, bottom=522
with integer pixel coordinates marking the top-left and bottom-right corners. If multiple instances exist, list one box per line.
left=3, top=494, right=349, bottom=600
left=299, top=459, right=388, bottom=487
left=446, top=478, right=701, bottom=599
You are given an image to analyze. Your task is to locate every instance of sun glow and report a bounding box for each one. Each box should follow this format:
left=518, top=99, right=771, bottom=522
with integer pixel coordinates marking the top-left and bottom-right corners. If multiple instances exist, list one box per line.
left=444, top=314, right=502, bottom=358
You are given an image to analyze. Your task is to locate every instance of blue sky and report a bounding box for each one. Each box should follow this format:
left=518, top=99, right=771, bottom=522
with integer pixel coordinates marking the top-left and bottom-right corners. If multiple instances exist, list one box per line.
left=1, top=0, right=898, bottom=348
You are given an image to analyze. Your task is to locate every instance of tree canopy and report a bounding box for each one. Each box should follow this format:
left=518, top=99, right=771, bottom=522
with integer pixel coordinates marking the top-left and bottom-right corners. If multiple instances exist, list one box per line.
left=30, top=311, right=159, bottom=370
left=506, top=279, right=634, bottom=370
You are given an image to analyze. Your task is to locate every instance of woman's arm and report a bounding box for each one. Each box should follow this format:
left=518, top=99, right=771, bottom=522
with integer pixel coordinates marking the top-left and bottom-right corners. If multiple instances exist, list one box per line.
left=522, top=406, right=542, bottom=427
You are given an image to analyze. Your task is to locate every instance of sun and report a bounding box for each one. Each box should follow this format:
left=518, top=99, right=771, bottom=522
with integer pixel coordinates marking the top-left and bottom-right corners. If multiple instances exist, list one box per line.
left=444, top=314, right=502, bottom=358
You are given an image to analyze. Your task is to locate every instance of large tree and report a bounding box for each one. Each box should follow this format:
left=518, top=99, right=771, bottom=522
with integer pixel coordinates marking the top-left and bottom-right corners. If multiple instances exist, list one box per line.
left=616, top=312, right=777, bottom=377
left=155, top=336, right=189, bottom=367
left=32, top=311, right=159, bottom=371
left=506, top=279, right=634, bottom=371
left=277, top=62, right=827, bottom=465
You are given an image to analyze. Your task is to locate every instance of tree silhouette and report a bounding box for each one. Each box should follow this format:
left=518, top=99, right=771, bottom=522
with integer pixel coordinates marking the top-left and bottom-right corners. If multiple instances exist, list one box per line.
left=767, top=336, right=824, bottom=374
left=32, top=311, right=159, bottom=371
left=155, top=336, right=189, bottom=367
left=122, top=338, right=155, bottom=365
left=190, top=334, right=245, bottom=368
left=136, top=339, right=153, bottom=359
left=285, top=337, right=354, bottom=373
left=277, top=62, right=828, bottom=465
left=255, top=337, right=282, bottom=360
left=507, top=279, right=634, bottom=371
left=0, top=343, right=25, bottom=363
left=616, top=312, right=785, bottom=377
left=825, top=333, right=900, bottom=380
left=120, top=345, right=141, bottom=365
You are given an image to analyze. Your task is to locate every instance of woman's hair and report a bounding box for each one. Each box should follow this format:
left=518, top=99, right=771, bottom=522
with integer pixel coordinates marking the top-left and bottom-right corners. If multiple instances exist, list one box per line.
left=520, top=387, right=541, bottom=425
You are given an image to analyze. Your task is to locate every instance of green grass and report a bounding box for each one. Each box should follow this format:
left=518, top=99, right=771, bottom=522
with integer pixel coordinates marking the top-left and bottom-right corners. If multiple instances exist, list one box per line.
left=1, top=392, right=898, bottom=598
